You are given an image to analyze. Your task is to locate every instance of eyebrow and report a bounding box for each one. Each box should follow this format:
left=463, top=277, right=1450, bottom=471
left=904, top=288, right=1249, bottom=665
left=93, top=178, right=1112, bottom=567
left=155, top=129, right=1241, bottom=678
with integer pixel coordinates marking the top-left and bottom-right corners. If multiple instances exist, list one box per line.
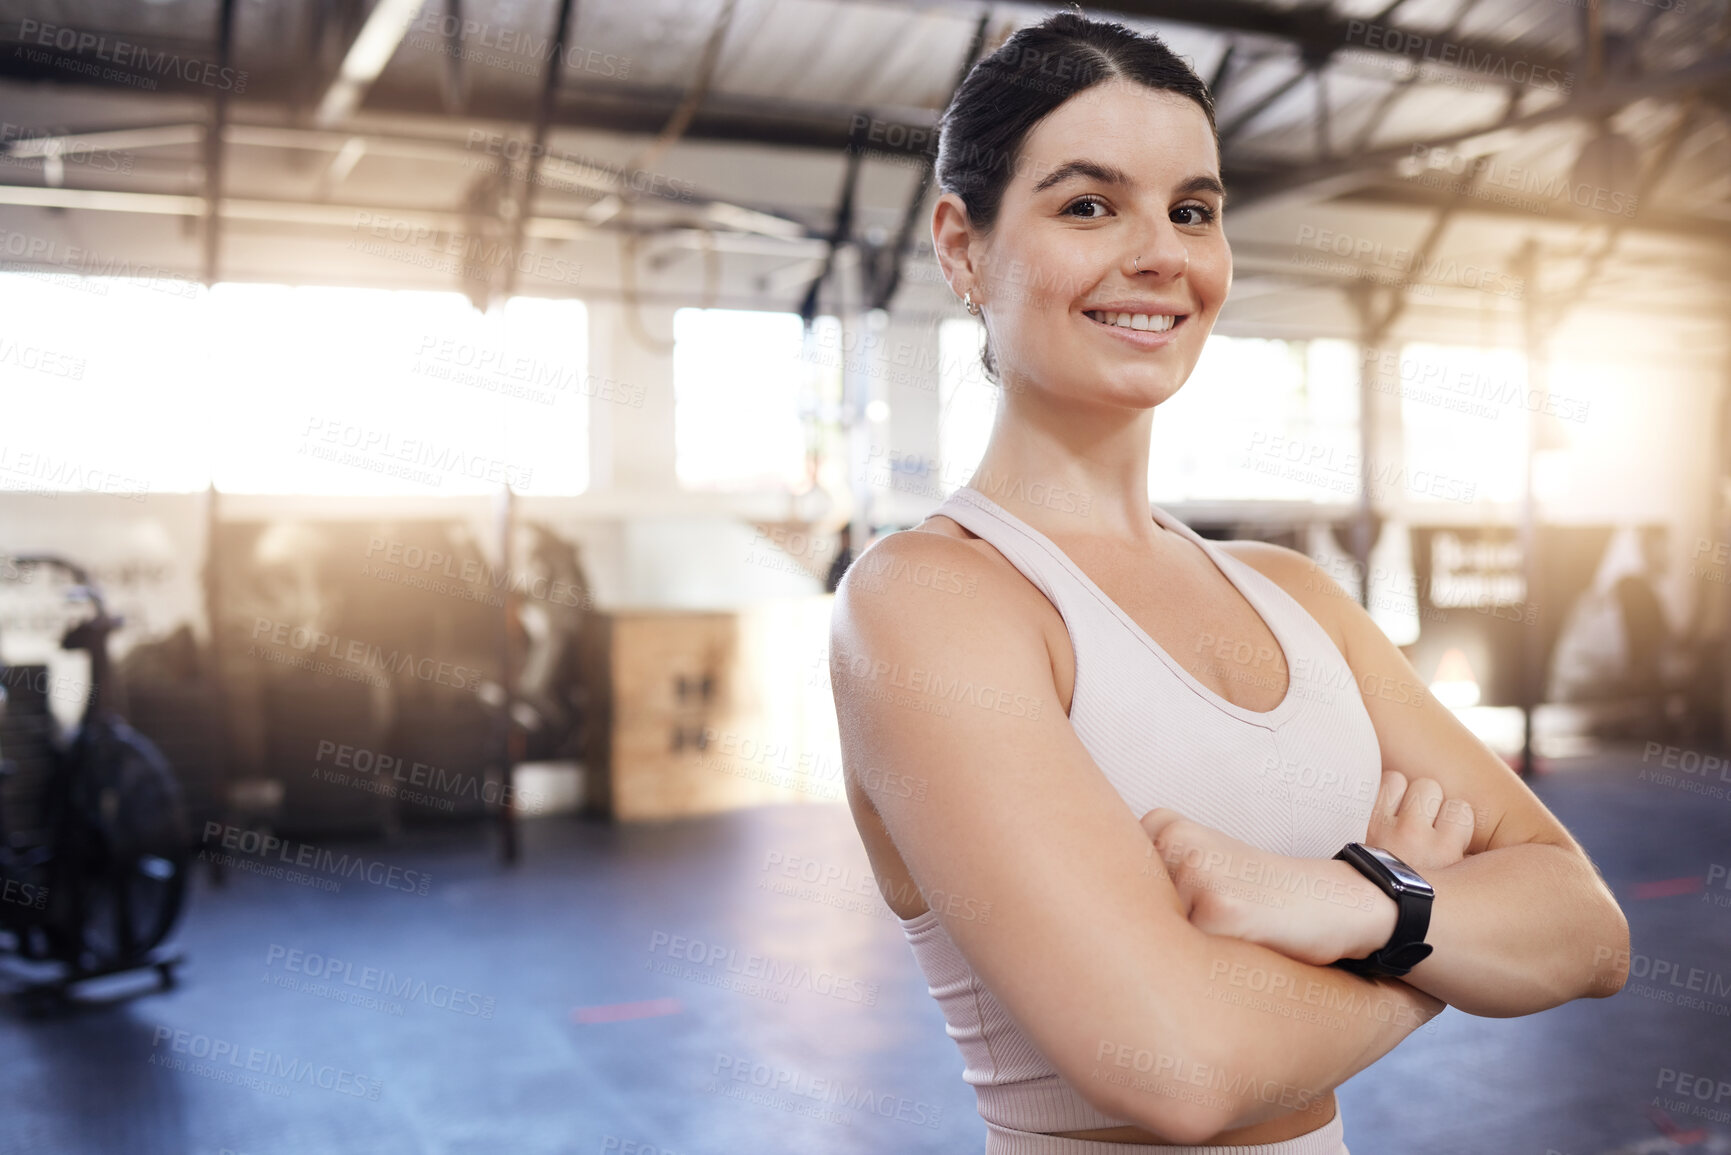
left=1030, top=160, right=1227, bottom=203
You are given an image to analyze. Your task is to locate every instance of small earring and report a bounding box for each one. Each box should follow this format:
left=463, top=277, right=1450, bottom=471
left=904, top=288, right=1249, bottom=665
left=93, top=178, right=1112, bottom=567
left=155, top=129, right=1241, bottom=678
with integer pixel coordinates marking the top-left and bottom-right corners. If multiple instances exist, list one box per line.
left=964, top=290, right=981, bottom=316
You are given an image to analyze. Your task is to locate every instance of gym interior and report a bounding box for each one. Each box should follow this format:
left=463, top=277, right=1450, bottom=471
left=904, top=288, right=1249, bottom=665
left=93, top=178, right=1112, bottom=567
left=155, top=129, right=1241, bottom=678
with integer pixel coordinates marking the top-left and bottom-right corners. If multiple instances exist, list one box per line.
left=1, top=1, right=1729, bottom=1153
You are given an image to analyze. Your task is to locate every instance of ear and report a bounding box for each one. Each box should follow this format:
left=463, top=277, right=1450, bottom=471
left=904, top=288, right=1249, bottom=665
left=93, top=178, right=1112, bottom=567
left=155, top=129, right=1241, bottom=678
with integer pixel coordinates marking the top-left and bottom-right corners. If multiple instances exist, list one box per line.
left=931, top=192, right=981, bottom=301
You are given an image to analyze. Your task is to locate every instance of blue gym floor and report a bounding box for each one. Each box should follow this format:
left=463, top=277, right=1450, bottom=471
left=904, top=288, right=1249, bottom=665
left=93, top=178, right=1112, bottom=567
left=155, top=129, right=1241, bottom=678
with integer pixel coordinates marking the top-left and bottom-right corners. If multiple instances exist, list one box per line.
left=1, top=744, right=1726, bottom=1155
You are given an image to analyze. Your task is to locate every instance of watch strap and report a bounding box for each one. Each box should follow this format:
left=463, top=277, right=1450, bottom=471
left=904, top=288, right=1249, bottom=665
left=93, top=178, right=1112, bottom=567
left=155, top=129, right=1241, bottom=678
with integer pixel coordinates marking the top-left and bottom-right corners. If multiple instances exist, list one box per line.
left=1332, top=842, right=1434, bottom=978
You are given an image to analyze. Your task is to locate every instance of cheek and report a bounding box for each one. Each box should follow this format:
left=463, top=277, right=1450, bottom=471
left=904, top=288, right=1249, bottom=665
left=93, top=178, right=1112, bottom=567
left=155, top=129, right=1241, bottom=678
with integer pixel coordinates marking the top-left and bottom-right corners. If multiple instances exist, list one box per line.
left=1195, top=248, right=1233, bottom=311
left=994, top=281, right=1075, bottom=357
left=994, top=243, right=1091, bottom=319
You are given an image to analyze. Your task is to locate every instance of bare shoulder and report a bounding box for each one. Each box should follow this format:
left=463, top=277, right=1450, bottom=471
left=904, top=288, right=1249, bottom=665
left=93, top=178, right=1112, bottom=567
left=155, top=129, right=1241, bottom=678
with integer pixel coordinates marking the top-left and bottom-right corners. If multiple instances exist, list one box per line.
left=1215, top=539, right=1354, bottom=656
left=830, top=516, right=1049, bottom=644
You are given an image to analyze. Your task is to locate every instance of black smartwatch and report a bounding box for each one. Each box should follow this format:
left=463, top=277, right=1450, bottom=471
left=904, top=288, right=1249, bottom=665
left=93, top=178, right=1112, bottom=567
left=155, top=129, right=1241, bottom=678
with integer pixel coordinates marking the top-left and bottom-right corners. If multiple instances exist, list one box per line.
left=1330, top=843, right=1434, bottom=978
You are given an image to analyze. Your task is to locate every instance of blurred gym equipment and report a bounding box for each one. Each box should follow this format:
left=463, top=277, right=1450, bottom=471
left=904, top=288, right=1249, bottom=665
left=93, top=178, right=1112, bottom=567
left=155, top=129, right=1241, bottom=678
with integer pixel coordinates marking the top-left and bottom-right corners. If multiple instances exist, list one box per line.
left=0, top=556, right=190, bottom=1012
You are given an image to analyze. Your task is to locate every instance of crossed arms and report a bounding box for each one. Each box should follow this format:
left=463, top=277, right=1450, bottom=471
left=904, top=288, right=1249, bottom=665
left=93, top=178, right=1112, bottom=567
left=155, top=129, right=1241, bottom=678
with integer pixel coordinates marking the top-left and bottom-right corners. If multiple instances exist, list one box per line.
left=829, top=530, right=1629, bottom=1144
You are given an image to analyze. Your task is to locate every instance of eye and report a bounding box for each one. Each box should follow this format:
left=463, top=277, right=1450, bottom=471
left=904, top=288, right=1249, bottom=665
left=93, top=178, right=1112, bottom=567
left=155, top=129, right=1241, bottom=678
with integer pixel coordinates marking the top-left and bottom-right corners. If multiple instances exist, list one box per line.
left=1062, top=196, right=1110, bottom=219
left=1172, top=203, right=1219, bottom=227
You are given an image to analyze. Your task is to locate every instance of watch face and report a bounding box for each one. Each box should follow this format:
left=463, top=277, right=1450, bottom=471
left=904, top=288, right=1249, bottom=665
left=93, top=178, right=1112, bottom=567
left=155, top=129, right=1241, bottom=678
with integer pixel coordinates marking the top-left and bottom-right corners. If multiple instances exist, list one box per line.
left=1363, top=845, right=1434, bottom=897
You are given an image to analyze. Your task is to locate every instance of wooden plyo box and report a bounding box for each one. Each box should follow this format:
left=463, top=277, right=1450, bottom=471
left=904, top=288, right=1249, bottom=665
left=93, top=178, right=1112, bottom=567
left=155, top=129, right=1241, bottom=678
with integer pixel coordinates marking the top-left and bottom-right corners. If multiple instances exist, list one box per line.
left=577, top=597, right=843, bottom=822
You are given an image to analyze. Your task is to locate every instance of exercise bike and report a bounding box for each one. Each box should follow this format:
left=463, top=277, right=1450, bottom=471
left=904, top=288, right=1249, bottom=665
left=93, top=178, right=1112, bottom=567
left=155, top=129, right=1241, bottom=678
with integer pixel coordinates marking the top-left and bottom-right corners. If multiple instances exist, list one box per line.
left=0, top=555, right=189, bottom=1011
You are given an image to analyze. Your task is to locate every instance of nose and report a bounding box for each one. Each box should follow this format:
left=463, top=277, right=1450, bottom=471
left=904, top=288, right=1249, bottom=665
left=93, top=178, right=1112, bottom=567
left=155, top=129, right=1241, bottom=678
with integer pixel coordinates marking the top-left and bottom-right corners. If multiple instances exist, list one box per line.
left=1127, top=218, right=1190, bottom=280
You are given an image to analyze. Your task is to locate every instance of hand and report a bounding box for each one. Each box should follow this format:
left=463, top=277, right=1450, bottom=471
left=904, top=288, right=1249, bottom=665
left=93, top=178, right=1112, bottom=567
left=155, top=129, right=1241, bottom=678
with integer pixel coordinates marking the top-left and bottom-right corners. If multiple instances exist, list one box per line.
left=1139, top=808, right=1396, bottom=967
left=1364, top=771, right=1476, bottom=872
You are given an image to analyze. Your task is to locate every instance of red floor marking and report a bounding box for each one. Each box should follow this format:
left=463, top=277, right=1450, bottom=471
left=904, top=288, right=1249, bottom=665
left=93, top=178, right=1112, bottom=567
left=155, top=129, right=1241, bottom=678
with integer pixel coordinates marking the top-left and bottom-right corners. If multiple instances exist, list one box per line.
left=571, top=997, right=683, bottom=1024
left=1632, top=876, right=1706, bottom=899
left=1647, top=1103, right=1708, bottom=1144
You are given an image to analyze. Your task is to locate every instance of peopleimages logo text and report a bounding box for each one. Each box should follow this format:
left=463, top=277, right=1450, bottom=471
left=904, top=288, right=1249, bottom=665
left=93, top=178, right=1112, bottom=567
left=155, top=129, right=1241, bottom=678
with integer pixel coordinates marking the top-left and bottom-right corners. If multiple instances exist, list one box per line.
left=16, top=20, right=249, bottom=92
left=201, top=821, right=432, bottom=895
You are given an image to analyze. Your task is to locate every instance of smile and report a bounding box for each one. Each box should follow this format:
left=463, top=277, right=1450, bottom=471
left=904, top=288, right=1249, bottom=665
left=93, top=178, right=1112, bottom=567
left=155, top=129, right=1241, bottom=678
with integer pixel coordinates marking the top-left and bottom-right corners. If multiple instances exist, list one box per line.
left=1083, top=310, right=1185, bottom=334
left=1087, top=309, right=1184, bottom=332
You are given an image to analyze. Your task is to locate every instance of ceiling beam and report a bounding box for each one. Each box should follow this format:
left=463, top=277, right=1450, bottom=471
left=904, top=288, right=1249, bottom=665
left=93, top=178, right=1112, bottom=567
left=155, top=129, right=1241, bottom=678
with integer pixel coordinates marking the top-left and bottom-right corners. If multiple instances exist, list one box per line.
left=202, top=0, right=238, bottom=285
left=0, top=181, right=833, bottom=257
left=1226, top=44, right=1731, bottom=207
left=0, top=42, right=937, bottom=157
left=315, top=0, right=426, bottom=125
left=500, top=0, right=579, bottom=301
left=872, top=9, right=990, bottom=311
left=1333, top=177, right=1731, bottom=246
left=3, top=30, right=1729, bottom=238
left=0, top=27, right=1650, bottom=181
left=833, top=0, right=1576, bottom=80
left=0, top=119, right=817, bottom=242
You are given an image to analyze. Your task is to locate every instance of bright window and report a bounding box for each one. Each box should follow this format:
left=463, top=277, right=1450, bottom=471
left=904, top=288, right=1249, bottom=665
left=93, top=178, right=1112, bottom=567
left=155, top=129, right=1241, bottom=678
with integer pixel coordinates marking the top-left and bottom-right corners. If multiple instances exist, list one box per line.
left=672, top=307, right=812, bottom=492
left=931, top=331, right=1363, bottom=503
left=1151, top=336, right=1361, bottom=501
left=1395, top=342, right=1528, bottom=505
left=0, top=274, right=589, bottom=495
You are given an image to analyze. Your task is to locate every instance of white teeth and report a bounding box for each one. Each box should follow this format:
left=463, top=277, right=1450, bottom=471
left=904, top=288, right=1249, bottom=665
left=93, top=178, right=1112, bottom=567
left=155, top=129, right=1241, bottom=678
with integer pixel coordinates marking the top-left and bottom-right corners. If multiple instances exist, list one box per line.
left=1090, top=311, right=1177, bottom=332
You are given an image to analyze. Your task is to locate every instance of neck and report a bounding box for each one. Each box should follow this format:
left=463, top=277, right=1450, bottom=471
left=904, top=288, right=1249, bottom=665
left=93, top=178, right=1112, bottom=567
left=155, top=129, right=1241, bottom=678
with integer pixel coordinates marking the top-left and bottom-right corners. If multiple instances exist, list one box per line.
left=963, top=380, right=1162, bottom=546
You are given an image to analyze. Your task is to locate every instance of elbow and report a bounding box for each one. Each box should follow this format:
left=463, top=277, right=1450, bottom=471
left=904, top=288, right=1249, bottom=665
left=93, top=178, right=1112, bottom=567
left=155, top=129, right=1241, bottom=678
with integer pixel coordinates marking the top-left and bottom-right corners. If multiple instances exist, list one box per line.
left=1085, top=1087, right=1229, bottom=1147
left=1572, top=847, right=1631, bottom=1001
left=1476, top=891, right=1630, bottom=1014
left=1584, top=901, right=1632, bottom=1000
left=1154, top=1102, right=1237, bottom=1147
left=1076, top=1037, right=1241, bottom=1145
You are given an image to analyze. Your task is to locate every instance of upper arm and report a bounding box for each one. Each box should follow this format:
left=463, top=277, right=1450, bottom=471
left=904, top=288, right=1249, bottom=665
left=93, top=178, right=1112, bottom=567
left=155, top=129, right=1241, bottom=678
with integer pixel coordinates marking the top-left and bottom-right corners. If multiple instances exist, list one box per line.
left=1223, top=541, right=1583, bottom=858
left=829, top=532, right=1222, bottom=1139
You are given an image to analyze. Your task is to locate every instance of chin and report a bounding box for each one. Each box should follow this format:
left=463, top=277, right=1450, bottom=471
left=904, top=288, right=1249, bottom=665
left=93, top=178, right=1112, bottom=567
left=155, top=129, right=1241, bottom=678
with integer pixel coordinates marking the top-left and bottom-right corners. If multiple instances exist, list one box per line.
left=1124, top=379, right=1185, bottom=410
left=1051, top=366, right=1184, bottom=410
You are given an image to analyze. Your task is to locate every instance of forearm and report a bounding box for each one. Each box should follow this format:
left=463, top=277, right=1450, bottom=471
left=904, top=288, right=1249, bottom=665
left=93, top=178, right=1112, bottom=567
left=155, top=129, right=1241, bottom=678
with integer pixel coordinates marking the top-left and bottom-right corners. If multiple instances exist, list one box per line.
left=1396, top=841, right=1629, bottom=1015
left=1101, top=926, right=1441, bottom=1137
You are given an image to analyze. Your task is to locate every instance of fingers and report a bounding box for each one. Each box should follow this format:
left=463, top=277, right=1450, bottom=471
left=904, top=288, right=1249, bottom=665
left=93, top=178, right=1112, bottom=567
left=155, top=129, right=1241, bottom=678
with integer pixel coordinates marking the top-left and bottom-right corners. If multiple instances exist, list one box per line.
left=1365, top=771, right=1407, bottom=842
left=1437, top=797, right=1477, bottom=854
left=1398, top=777, right=1445, bottom=831
left=1374, top=771, right=1408, bottom=821
left=1396, top=777, right=1476, bottom=846
left=1138, top=806, right=1187, bottom=842
left=1139, top=809, right=1217, bottom=886
left=1137, top=807, right=1199, bottom=911
left=1366, top=772, right=1478, bottom=871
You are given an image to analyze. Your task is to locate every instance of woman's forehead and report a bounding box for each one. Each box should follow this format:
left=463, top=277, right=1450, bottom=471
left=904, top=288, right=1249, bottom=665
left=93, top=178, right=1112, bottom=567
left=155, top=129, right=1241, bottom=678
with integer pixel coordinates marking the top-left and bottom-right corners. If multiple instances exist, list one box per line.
left=1016, top=87, right=1219, bottom=187
left=1034, top=83, right=1211, bottom=142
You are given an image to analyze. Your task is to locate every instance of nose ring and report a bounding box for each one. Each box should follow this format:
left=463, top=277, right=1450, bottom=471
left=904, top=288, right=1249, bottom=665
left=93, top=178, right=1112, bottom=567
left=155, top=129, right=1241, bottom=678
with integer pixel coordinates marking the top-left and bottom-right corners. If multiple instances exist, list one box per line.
left=1134, top=253, right=1191, bottom=274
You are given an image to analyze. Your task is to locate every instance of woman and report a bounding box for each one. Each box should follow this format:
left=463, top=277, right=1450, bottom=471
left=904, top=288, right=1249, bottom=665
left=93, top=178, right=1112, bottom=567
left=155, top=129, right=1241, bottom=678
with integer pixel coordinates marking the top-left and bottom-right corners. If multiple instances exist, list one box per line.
left=827, top=12, right=1630, bottom=1154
